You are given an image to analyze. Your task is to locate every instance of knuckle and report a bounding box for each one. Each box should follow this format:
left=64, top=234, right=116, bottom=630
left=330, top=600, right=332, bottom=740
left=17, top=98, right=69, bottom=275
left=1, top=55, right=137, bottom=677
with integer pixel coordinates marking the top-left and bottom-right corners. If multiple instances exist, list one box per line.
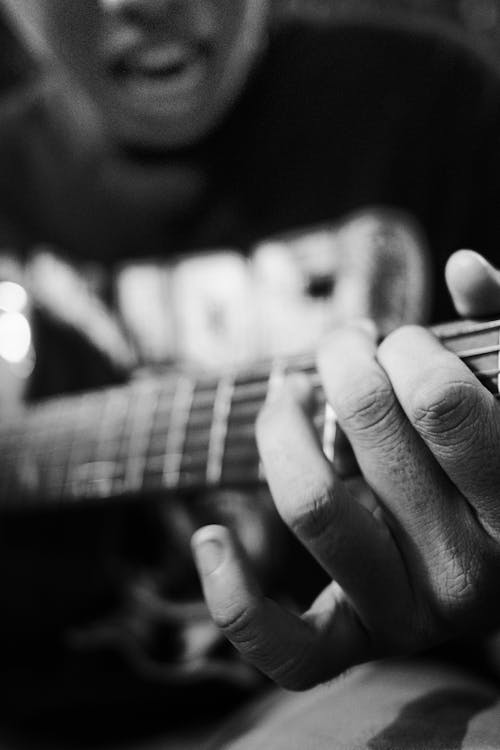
left=211, top=600, right=258, bottom=642
left=336, top=371, right=398, bottom=435
left=286, top=478, right=337, bottom=544
left=424, top=529, right=486, bottom=632
left=409, top=375, right=479, bottom=442
left=443, top=561, right=477, bottom=605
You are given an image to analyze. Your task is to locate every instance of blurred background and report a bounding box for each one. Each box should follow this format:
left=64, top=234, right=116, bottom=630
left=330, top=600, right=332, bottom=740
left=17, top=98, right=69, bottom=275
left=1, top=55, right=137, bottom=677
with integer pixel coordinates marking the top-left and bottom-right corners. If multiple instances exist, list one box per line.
left=279, top=0, right=500, bottom=57
left=2, top=0, right=500, bottom=87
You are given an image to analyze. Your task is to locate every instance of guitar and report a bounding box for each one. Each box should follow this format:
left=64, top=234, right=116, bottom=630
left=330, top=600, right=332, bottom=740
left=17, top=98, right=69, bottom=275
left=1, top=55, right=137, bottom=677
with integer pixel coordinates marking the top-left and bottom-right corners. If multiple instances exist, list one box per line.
left=0, top=315, right=499, bottom=513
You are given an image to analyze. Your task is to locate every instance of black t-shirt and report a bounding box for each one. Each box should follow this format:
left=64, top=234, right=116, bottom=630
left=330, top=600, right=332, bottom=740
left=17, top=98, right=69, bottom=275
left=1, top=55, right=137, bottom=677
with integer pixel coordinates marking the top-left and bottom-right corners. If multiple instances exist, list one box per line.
left=1, top=16, right=500, bottom=328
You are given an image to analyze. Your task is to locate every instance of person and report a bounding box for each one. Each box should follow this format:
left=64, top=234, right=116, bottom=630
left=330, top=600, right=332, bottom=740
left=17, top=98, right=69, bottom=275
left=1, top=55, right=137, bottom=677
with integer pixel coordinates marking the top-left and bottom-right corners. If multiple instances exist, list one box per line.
left=1, top=3, right=500, bottom=323
left=194, top=248, right=500, bottom=749
left=2, top=0, right=500, bottom=744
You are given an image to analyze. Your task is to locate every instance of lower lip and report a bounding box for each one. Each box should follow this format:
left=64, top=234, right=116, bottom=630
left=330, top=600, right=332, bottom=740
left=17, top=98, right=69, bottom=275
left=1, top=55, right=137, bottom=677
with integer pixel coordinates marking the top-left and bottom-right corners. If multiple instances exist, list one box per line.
left=110, top=54, right=208, bottom=113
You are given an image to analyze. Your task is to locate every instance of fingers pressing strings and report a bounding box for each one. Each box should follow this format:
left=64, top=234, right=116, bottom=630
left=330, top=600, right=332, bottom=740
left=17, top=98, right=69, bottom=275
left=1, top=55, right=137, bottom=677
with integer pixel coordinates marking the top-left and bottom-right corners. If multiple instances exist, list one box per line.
left=255, top=376, right=411, bottom=633
left=316, top=323, right=472, bottom=564
left=377, top=325, right=500, bottom=538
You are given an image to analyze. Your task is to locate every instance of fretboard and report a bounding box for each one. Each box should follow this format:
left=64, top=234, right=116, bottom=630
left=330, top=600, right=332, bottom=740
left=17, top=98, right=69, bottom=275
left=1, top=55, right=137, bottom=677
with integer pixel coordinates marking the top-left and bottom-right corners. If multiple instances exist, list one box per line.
left=1, top=317, right=500, bottom=511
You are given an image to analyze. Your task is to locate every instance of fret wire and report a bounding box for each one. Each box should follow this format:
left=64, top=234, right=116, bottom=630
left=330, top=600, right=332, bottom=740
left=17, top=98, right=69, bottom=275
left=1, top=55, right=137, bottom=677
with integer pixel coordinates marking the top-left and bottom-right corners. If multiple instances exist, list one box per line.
left=206, top=376, right=234, bottom=486
left=124, top=383, right=160, bottom=493
left=11, top=315, right=500, bottom=507
left=64, top=392, right=102, bottom=501
left=162, top=376, right=195, bottom=489
left=145, top=383, right=177, bottom=463
left=87, top=369, right=321, bottom=441
left=90, top=387, right=132, bottom=499
left=33, top=399, right=70, bottom=501
left=131, top=383, right=174, bottom=496
left=143, top=359, right=500, bottom=445
left=91, top=387, right=124, bottom=446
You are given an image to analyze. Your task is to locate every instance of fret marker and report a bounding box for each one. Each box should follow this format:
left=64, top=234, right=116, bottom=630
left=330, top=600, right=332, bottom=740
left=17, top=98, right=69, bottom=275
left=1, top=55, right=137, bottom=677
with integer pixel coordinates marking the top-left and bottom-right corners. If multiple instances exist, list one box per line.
left=206, top=376, right=234, bottom=486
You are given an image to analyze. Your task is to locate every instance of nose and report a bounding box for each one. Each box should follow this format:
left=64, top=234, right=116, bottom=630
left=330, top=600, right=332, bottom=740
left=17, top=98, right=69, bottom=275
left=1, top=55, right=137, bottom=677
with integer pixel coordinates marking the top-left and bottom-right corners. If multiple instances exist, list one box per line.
left=99, top=0, right=178, bottom=29
left=99, top=0, right=178, bottom=14
left=98, top=0, right=216, bottom=41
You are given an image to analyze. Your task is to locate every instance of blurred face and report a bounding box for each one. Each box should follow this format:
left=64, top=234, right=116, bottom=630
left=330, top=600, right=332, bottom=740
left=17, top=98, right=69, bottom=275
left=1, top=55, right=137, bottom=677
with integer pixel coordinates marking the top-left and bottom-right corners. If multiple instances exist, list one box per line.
left=5, top=0, right=269, bottom=149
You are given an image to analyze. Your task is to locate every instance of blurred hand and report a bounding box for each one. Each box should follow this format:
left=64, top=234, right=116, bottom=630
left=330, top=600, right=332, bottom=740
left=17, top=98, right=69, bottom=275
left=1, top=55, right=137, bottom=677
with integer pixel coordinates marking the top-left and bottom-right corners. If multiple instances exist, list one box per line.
left=446, top=249, right=500, bottom=318
left=192, top=250, right=500, bottom=690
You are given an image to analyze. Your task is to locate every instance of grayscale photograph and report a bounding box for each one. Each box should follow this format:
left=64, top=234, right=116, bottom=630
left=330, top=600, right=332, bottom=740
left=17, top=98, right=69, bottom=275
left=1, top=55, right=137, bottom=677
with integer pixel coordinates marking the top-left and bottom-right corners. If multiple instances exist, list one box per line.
left=0, top=1, right=499, bottom=748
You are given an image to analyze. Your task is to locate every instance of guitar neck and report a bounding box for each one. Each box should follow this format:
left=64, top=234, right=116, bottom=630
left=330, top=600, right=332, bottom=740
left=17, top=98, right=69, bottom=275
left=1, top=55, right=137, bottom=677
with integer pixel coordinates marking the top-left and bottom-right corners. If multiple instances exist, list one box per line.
left=1, top=317, right=500, bottom=511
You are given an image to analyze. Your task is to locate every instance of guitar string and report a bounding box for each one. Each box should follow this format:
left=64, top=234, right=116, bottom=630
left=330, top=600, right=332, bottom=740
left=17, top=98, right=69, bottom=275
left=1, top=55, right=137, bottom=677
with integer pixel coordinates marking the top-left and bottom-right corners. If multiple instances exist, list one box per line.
left=6, top=321, right=500, bottom=498
left=13, top=359, right=500, bottom=452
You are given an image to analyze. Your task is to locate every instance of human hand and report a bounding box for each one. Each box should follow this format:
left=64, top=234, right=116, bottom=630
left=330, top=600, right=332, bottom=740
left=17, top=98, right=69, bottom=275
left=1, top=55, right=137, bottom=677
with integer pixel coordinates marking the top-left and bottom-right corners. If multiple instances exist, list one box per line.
left=446, top=248, right=500, bottom=318
left=192, top=250, right=500, bottom=690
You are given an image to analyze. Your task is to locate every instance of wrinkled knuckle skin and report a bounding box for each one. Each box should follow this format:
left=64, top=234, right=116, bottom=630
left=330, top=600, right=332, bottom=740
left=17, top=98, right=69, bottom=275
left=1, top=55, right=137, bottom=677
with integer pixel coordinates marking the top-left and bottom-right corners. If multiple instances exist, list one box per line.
left=409, top=377, right=479, bottom=442
left=212, top=601, right=258, bottom=644
left=287, top=480, right=337, bottom=544
left=424, top=539, right=486, bottom=636
left=336, top=371, right=397, bottom=435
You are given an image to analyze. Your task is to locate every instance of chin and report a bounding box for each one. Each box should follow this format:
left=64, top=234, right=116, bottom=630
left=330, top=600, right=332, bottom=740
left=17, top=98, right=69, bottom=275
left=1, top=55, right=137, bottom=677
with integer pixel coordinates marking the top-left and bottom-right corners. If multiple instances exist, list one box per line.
left=98, top=95, right=225, bottom=152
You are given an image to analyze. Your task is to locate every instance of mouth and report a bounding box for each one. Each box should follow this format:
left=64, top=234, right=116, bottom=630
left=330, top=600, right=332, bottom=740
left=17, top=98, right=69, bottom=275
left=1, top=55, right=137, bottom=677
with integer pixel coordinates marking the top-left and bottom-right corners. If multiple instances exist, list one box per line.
left=107, top=41, right=210, bottom=108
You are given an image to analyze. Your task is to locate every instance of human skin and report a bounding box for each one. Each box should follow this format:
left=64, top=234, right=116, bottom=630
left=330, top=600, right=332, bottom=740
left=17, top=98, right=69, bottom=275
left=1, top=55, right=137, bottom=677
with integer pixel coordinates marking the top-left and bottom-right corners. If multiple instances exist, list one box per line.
left=2, top=0, right=269, bottom=150
left=192, top=249, right=500, bottom=689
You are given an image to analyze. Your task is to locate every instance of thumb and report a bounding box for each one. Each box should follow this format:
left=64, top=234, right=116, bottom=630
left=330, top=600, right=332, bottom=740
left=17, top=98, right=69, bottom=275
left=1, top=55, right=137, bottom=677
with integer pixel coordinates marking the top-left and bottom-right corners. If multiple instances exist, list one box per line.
left=446, top=249, right=500, bottom=318
left=191, top=525, right=365, bottom=689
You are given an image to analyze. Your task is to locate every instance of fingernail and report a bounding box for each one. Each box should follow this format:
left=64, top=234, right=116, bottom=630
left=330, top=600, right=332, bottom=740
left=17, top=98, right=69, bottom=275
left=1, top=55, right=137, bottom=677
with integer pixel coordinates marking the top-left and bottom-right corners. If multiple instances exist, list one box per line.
left=193, top=535, right=225, bottom=576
